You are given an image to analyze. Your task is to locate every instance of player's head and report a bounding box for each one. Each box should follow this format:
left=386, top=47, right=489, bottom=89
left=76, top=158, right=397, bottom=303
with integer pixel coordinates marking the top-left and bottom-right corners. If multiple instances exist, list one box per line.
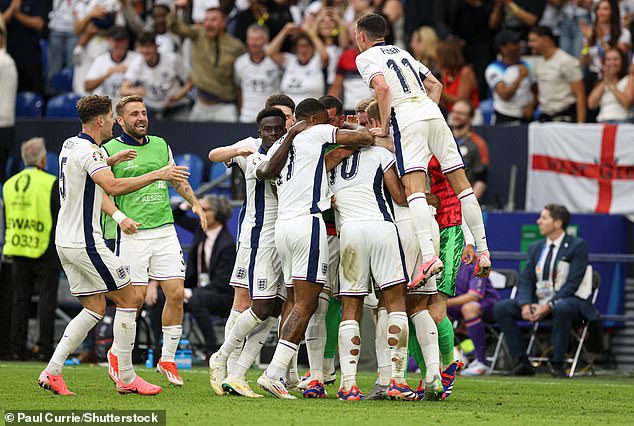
left=76, top=95, right=115, bottom=141
left=295, top=98, right=328, bottom=125
left=203, top=8, right=226, bottom=38
left=365, top=100, right=381, bottom=128
left=449, top=100, right=474, bottom=131
left=200, top=194, right=233, bottom=229
left=528, top=26, right=557, bottom=55
left=256, top=108, right=287, bottom=150
left=137, top=31, right=158, bottom=65
left=495, top=31, right=521, bottom=61
left=538, top=204, right=570, bottom=237
left=21, top=137, right=47, bottom=169
left=355, top=13, right=387, bottom=52
left=246, top=24, right=269, bottom=56
left=265, top=94, right=296, bottom=129
left=107, top=26, right=130, bottom=63
left=319, top=95, right=344, bottom=128
left=152, top=4, right=170, bottom=35
left=116, top=95, right=148, bottom=140
left=355, top=97, right=375, bottom=128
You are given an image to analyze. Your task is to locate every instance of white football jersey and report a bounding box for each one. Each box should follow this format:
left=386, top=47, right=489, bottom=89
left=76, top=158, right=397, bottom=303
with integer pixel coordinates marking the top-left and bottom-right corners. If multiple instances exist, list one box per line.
left=268, top=124, right=336, bottom=220
left=356, top=43, right=444, bottom=129
left=330, top=146, right=395, bottom=225
left=240, top=150, right=279, bottom=248
left=280, top=53, right=326, bottom=107
left=234, top=53, right=283, bottom=123
left=85, top=51, right=140, bottom=105
left=56, top=133, right=110, bottom=248
left=124, top=52, right=189, bottom=111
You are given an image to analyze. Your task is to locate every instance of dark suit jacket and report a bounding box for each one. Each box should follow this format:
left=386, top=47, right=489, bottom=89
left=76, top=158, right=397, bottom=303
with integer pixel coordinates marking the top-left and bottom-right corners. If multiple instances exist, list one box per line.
left=517, top=234, right=597, bottom=321
left=172, top=207, right=236, bottom=294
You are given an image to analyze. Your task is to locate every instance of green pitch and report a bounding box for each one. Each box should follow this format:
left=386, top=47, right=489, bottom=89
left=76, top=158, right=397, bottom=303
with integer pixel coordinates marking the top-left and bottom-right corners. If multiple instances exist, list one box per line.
left=1, top=362, right=633, bottom=425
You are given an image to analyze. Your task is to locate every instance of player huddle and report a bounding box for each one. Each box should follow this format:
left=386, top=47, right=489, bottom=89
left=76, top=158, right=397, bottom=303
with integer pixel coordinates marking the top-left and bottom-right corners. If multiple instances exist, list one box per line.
left=37, top=13, right=491, bottom=401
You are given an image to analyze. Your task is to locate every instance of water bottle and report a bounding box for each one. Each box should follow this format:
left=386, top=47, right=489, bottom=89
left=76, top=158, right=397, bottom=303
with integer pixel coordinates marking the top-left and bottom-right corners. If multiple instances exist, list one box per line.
left=145, top=349, right=154, bottom=369
left=175, top=339, right=192, bottom=370
left=64, top=358, right=80, bottom=367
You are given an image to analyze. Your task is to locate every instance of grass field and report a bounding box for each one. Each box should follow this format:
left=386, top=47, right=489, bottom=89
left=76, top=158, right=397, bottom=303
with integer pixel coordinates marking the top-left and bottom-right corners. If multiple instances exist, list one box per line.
left=1, top=362, right=634, bottom=425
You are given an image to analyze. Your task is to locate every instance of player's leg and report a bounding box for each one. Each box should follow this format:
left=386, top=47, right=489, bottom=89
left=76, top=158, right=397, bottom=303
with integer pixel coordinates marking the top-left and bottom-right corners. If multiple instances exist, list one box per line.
left=367, top=295, right=391, bottom=399
left=460, top=302, right=489, bottom=376
left=337, top=295, right=364, bottom=400
left=323, top=234, right=341, bottom=382
left=156, top=278, right=185, bottom=386
left=304, top=289, right=330, bottom=386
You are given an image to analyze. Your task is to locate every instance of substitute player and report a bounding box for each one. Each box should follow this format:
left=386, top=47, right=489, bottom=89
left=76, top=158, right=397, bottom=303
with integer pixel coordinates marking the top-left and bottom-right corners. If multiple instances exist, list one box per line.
left=101, top=95, right=206, bottom=387
left=255, top=98, right=373, bottom=399
left=354, top=13, right=491, bottom=288
left=38, top=95, right=189, bottom=396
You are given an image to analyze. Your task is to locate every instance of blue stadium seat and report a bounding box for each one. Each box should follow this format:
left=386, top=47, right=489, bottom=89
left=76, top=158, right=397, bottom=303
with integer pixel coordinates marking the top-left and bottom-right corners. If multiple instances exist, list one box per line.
left=51, top=66, right=74, bottom=94
left=479, top=98, right=494, bottom=126
left=40, top=39, right=48, bottom=79
left=16, top=92, right=44, bottom=117
left=173, top=153, right=204, bottom=192
left=45, top=152, right=59, bottom=176
left=209, top=162, right=232, bottom=198
left=46, top=93, right=81, bottom=118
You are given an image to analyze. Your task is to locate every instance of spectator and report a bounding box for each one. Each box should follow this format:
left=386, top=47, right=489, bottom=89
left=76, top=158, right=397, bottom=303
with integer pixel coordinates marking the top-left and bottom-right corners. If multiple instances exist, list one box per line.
left=169, top=4, right=246, bottom=122
left=493, top=204, right=598, bottom=378
left=121, top=1, right=183, bottom=57
left=233, top=0, right=294, bottom=45
left=327, top=34, right=373, bottom=114
left=234, top=24, right=283, bottom=123
left=173, top=194, right=236, bottom=358
left=354, top=96, right=374, bottom=128
left=0, top=19, right=17, bottom=183
left=485, top=31, right=534, bottom=125
left=372, top=0, right=404, bottom=46
left=409, top=25, right=439, bottom=76
left=47, top=0, right=79, bottom=94
left=528, top=25, right=586, bottom=123
left=587, top=47, right=634, bottom=123
left=84, top=26, right=139, bottom=107
left=490, top=0, right=547, bottom=44
left=447, top=262, right=500, bottom=377
left=313, top=6, right=348, bottom=86
left=580, top=0, right=631, bottom=84
left=0, top=0, right=46, bottom=93
left=121, top=31, right=191, bottom=119
left=3, top=138, right=61, bottom=361
left=449, top=100, right=489, bottom=201
left=558, top=0, right=592, bottom=59
left=267, top=22, right=329, bottom=107
left=437, top=39, right=480, bottom=113
left=265, top=92, right=296, bottom=129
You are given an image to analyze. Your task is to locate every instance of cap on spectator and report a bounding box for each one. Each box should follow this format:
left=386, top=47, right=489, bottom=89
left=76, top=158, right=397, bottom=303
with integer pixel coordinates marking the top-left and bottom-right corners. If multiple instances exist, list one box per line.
left=138, top=31, right=156, bottom=45
left=107, top=26, right=129, bottom=40
left=495, top=31, right=520, bottom=50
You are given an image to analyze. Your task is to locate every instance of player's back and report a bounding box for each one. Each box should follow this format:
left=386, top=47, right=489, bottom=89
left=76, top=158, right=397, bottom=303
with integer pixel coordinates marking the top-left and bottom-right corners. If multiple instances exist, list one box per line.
left=272, top=124, right=337, bottom=220
left=329, top=146, right=394, bottom=224
left=56, top=133, right=110, bottom=248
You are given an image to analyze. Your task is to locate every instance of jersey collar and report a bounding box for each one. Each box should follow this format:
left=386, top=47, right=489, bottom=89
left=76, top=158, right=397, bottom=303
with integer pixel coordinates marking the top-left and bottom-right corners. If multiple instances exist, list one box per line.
left=120, top=132, right=149, bottom=146
left=258, top=145, right=266, bottom=154
left=372, top=41, right=387, bottom=47
left=78, top=132, right=98, bottom=145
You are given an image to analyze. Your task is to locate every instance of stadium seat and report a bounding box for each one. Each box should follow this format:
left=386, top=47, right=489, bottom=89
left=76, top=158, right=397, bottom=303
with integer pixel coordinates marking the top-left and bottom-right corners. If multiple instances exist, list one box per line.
left=479, top=98, right=494, bottom=126
left=173, top=153, right=204, bottom=192
left=45, top=152, right=59, bottom=176
left=487, top=269, right=519, bottom=373
left=209, top=162, right=232, bottom=198
left=46, top=93, right=81, bottom=118
left=40, top=38, right=48, bottom=79
left=51, top=66, right=74, bottom=94
left=16, top=92, right=44, bottom=117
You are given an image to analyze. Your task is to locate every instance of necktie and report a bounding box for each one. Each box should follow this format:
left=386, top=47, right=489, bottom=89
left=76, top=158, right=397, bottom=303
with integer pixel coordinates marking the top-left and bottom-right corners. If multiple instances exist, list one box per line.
left=200, top=240, right=208, bottom=274
left=542, top=244, right=555, bottom=281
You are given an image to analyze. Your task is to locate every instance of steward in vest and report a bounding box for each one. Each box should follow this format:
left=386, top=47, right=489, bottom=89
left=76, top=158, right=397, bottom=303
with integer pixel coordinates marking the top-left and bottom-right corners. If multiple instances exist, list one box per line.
left=3, top=138, right=61, bottom=361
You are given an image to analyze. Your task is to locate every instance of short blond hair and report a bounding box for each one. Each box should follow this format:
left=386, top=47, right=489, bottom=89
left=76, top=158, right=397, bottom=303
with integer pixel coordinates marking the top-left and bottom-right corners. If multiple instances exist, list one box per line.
left=116, top=95, right=145, bottom=117
left=355, top=96, right=375, bottom=114
left=365, top=100, right=380, bottom=124
left=21, top=137, right=46, bottom=167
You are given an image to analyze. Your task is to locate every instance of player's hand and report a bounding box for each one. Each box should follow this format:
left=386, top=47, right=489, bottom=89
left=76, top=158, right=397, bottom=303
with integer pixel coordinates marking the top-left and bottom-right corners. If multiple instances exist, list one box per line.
left=521, top=304, right=533, bottom=321
left=373, top=135, right=394, bottom=152
left=237, top=146, right=256, bottom=157
left=120, top=217, right=141, bottom=234
left=462, top=244, right=476, bottom=264
left=289, top=119, right=310, bottom=135
left=110, top=63, right=128, bottom=75
left=425, top=193, right=440, bottom=209
left=331, top=195, right=338, bottom=209
left=145, top=281, right=159, bottom=306
left=174, top=0, right=189, bottom=9
left=108, top=149, right=137, bottom=166
left=158, top=164, right=190, bottom=182
left=192, top=203, right=208, bottom=232
left=90, top=4, right=107, bottom=18
left=370, top=127, right=389, bottom=138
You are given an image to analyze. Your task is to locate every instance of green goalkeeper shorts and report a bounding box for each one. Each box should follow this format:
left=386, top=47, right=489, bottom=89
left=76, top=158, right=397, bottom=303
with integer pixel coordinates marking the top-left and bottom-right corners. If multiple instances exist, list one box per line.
left=437, top=225, right=464, bottom=297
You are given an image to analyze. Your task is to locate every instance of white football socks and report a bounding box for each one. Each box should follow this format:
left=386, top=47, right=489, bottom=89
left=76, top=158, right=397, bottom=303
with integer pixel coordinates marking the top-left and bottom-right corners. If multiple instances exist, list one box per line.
left=411, top=309, right=441, bottom=383
left=161, top=325, right=182, bottom=363
left=219, top=308, right=262, bottom=361
left=387, top=311, right=409, bottom=381
left=47, top=308, right=102, bottom=376
left=266, top=339, right=298, bottom=381
left=305, top=293, right=329, bottom=383
left=407, top=192, right=437, bottom=260
left=375, top=308, right=391, bottom=386
left=338, top=320, right=361, bottom=390
left=112, top=308, right=138, bottom=384
left=232, top=316, right=277, bottom=379
left=457, top=189, right=488, bottom=253
left=224, top=309, right=243, bottom=374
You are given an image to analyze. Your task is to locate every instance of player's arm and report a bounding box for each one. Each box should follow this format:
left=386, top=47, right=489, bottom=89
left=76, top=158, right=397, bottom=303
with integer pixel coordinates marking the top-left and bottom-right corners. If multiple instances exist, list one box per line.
left=325, top=147, right=357, bottom=172
left=422, top=70, right=443, bottom=105
left=369, top=74, right=392, bottom=137
left=256, top=121, right=309, bottom=180
left=208, top=143, right=256, bottom=163
left=266, top=22, right=294, bottom=65
left=101, top=196, right=140, bottom=234
left=446, top=292, right=479, bottom=307
left=170, top=178, right=208, bottom=231
left=92, top=165, right=189, bottom=196
left=384, top=165, right=407, bottom=206
left=334, top=127, right=373, bottom=147
left=106, top=149, right=137, bottom=167
left=120, top=79, right=145, bottom=97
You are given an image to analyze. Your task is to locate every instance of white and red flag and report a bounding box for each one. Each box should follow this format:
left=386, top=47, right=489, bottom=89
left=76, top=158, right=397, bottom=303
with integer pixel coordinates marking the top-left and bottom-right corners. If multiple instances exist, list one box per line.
left=526, top=123, right=634, bottom=215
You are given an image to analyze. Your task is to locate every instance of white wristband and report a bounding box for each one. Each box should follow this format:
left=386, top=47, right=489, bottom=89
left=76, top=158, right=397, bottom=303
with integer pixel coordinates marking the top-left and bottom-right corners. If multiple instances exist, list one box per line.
left=112, top=210, right=127, bottom=224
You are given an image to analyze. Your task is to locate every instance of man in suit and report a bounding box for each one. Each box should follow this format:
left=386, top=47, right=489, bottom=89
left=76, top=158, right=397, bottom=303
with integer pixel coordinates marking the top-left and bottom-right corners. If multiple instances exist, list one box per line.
left=173, top=194, right=236, bottom=357
left=493, top=204, right=598, bottom=378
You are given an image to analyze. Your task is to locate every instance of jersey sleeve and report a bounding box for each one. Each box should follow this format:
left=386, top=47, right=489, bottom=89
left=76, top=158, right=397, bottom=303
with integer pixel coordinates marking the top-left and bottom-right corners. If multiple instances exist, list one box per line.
left=485, top=63, right=503, bottom=90
left=245, top=153, right=266, bottom=180
left=167, top=146, right=175, bottom=165
left=124, top=57, right=142, bottom=84
left=417, top=61, right=432, bottom=80
left=85, top=56, right=105, bottom=81
left=377, top=147, right=395, bottom=173
left=81, top=146, right=110, bottom=177
left=468, top=277, right=486, bottom=300
left=320, top=125, right=338, bottom=146
left=225, top=138, right=255, bottom=170
left=356, top=53, right=383, bottom=88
